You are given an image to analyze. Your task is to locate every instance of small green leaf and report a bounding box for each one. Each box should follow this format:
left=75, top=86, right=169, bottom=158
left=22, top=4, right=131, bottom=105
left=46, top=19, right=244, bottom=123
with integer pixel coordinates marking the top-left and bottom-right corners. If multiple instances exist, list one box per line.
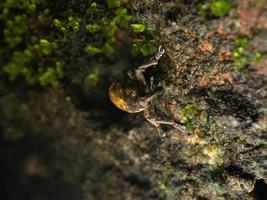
left=55, top=61, right=64, bottom=78
left=131, top=23, right=146, bottom=33
left=39, top=39, right=57, bottom=55
left=85, top=45, right=102, bottom=55
left=114, top=8, right=132, bottom=28
left=84, top=68, right=99, bottom=86
left=68, top=15, right=81, bottom=32
left=102, top=43, right=114, bottom=56
left=106, top=0, right=120, bottom=8
left=39, top=67, right=58, bottom=86
left=253, top=52, right=262, bottom=63
left=235, top=37, right=249, bottom=48
left=210, top=0, right=231, bottom=17
left=86, top=24, right=101, bottom=33
left=88, top=2, right=97, bottom=12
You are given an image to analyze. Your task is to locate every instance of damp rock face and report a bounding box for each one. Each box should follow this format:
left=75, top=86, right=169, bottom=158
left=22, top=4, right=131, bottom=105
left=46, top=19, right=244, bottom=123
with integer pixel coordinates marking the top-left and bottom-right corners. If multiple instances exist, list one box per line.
left=127, top=0, right=267, bottom=199
left=0, top=0, right=267, bottom=200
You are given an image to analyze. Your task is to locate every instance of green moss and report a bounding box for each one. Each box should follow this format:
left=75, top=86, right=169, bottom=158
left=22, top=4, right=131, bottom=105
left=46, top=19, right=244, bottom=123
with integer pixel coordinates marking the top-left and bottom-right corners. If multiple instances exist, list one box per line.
left=55, top=61, right=64, bottom=78
left=114, top=8, right=132, bottom=28
left=39, top=67, right=59, bottom=86
left=102, top=43, right=114, bottom=56
left=210, top=0, right=231, bottom=16
left=39, top=39, right=57, bottom=55
left=68, top=15, right=81, bottom=32
left=3, top=50, right=32, bottom=80
left=131, top=23, right=146, bottom=33
left=53, top=19, right=62, bottom=27
left=4, top=14, right=28, bottom=48
left=180, top=104, right=197, bottom=130
left=86, top=24, right=101, bottom=33
left=198, top=0, right=231, bottom=17
left=131, top=39, right=157, bottom=57
left=1, top=0, right=65, bottom=87
left=253, top=52, right=262, bottom=63
left=198, top=3, right=210, bottom=16
left=88, top=2, right=98, bottom=12
left=1, top=0, right=46, bottom=18
left=53, top=19, right=66, bottom=33
left=3, top=48, right=63, bottom=86
left=84, top=67, right=100, bottom=86
left=106, top=0, right=128, bottom=8
left=234, top=37, right=249, bottom=47
left=106, top=0, right=120, bottom=8
left=38, top=61, right=63, bottom=86
left=104, top=21, right=116, bottom=44
left=233, top=36, right=249, bottom=69
left=83, top=2, right=132, bottom=57
left=1, top=0, right=151, bottom=87
left=159, top=182, right=172, bottom=192
left=85, top=45, right=102, bottom=55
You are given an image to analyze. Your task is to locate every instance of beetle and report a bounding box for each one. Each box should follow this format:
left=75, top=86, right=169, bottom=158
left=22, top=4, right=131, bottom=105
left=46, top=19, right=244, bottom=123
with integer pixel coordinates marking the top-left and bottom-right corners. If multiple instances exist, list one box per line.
left=109, top=46, right=187, bottom=137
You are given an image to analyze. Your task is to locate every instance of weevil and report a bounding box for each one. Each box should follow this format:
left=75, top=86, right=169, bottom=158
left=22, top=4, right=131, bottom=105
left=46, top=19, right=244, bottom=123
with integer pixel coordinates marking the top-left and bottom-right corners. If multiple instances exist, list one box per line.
left=109, top=46, right=187, bottom=137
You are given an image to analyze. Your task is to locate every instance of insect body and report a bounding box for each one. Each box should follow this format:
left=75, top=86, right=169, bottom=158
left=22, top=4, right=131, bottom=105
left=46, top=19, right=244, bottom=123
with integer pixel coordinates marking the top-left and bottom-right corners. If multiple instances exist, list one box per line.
left=109, top=45, right=165, bottom=111
left=108, top=46, right=186, bottom=137
left=109, top=82, right=163, bottom=113
left=109, top=82, right=147, bottom=113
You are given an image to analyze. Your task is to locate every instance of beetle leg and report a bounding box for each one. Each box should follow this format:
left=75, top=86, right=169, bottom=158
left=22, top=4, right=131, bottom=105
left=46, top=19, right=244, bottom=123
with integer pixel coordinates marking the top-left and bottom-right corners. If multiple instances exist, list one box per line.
left=144, top=108, right=166, bottom=137
left=143, top=86, right=163, bottom=103
left=144, top=108, right=187, bottom=138
left=149, top=76, right=154, bottom=90
left=134, top=61, right=158, bottom=86
left=155, top=45, right=165, bottom=61
left=135, top=45, right=165, bottom=86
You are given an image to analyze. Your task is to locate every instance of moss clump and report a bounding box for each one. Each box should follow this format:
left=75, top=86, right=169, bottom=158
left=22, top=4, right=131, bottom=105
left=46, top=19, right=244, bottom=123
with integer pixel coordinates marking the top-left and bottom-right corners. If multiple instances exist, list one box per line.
left=198, top=0, right=232, bottom=17
left=3, top=50, right=32, bottom=80
left=1, top=0, right=156, bottom=87
left=131, top=23, right=146, bottom=33
left=130, top=22, right=157, bottom=57
left=38, top=39, right=57, bottom=55
left=106, top=0, right=128, bottom=8
left=3, top=45, right=63, bottom=86
left=180, top=104, right=197, bottom=130
left=253, top=52, right=262, bottom=64
left=53, top=19, right=67, bottom=33
left=88, top=2, right=97, bottom=12
left=85, top=45, right=102, bottom=56
left=3, top=14, right=28, bottom=48
left=0, top=0, right=65, bottom=87
left=114, top=8, right=132, bottom=28
left=86, top=24, right=101, bottom=33
left=131, top=39, right=156, bottom=57
left=39, top=61, right=63, bottom=86
left=103, top=7, right=132, bottom=44
left=233, top=36, right=249, bottom=69
left=68, top=15, right=81, bottom=32
left=232, top=36, right=265, bottom=69
left=234, top=37, right=249, bottom=47
left=39, top=68, right=58, bottom=86
left=84, top=3, right=132, bottom=57
left=102, top=43, right=114, bottom=56
left=210, top=0, right=231, bottom=16
left=0, top=0, right=46, bottom=18
left=84, top=67, right=100, bottom=86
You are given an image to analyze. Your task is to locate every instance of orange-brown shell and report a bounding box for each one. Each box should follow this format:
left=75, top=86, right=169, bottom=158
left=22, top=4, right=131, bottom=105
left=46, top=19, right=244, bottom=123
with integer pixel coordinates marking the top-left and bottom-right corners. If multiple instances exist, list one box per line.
left=108, top=82, right=146, bottom=113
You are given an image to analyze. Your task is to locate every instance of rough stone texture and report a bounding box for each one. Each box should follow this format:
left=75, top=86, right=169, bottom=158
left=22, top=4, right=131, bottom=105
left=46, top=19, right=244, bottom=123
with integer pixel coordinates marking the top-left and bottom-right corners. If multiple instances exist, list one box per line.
left=128, top=0, right=267, bottom=199
left=0, top=0, right=267, bottom=200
